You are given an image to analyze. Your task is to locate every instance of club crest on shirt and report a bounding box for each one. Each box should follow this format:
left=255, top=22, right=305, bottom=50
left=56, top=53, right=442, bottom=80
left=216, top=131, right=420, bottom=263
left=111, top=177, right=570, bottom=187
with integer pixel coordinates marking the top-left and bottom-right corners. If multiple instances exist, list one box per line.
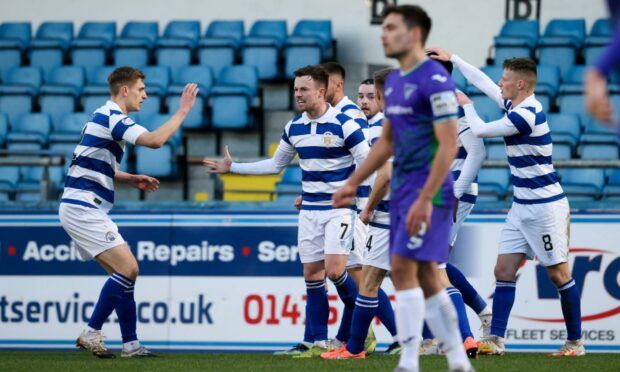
left=385, top=87, right=393, bottom=97
left=404, top=83, right=417, bottom=100
left=323, top=131, right=334, bottom=146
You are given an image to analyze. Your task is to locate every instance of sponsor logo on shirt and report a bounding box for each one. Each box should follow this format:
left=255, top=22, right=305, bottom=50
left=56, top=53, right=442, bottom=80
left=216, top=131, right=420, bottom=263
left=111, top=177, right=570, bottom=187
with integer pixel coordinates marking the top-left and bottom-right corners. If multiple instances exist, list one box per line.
left=431, top=74, right=448, bottom=83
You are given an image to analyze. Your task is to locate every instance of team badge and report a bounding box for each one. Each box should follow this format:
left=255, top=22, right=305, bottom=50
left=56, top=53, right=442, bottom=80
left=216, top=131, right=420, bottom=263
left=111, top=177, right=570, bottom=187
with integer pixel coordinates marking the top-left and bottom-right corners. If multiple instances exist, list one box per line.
left=323, top=131, right=334, bottom=146
left=404, top=83, right=417, bottom=100
left=105, top=232, right=116, bottom=242
left=385, top=87, right=393, bottom=97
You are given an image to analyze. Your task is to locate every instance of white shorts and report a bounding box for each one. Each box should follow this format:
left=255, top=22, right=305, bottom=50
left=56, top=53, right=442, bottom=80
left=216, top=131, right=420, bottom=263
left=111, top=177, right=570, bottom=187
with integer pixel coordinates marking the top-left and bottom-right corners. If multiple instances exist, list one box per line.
left=450, top=201, right=475, bottom=247
left=59, top=203, right=126, bottom=261
left=348, top=215, right=366, bottom=269
left=499, top=198, right=570, bottom=267
left=298, top=208, right=355, bottom=264
left=363, top=224, right=391, bottom=271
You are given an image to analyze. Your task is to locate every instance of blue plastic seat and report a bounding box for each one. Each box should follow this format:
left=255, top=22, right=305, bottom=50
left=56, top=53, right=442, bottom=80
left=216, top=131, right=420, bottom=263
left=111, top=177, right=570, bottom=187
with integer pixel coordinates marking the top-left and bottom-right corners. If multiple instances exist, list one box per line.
left=39, top=66, right=85, bottom=126
left=135, top=142, right=177, bottom=177
left=558, top=168, right=604, bottom=201
left=547, top=113, right=581, bottom=150
left=585, top=18, right=612, bottom=65
left=0, top=22, right=31, bottom=78
left=289, top=20, right=333, bottom=59
left=284, top=20, right=332, bottom=79
left=538, top=19, right=586, bottom=78
left=535, top=65, right=560, bottom=108
left=113, top=21, right=158, bottom=66
left=0, top=113, right=8, bottom=147
left=477, top=168, right=510, bottom=201
left=140, top=66, right=170, bottom=98
left=242, top=20, right=287, bottom=80
left=15, top=165, right=65, bottom=201
left=451, top=69, right=467, bottom=92
left=30, top=22, right=74, bottom=80
left=581, top=116, right=616, bottom=144
left=0, top=66, right=41, bottom=125
left=557, top=93, right=586, bottom=122
left=6, top=113, right=51, bottom=148
left=486, top=143, right=505, bottom=160
left=493, top=20, right=539, bottom=63
left=166, top=65, right=212, bottom=129
left=580, top=143, right=618, bottom=159
left=553, top=143, right=572, bottom=160
left=603, top=168, right=620, bottom=200
left=198, top=20, right=244, bottom=80
left=211, top=65, right=259, bottom=129
left=71, top=22, right=116, bottom=78
left=156, top=20, right=201, bottom=74
left=470, top=95, right=504, bottom=120
left=0, top=165, right=20, bottom=200
left=276, top=165, right=302, bottom=196
left=558, top=65, right=587, bottom=95
left=138, top=113, right=182, bottom=149
left=49, top=112, right=89, bottom=144
left=466, top=66, right=503, bottom=96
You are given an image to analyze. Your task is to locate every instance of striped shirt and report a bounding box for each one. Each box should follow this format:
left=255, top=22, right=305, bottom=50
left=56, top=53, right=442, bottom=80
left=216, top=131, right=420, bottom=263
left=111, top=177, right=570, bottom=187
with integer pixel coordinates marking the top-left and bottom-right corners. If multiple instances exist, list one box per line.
left=501, top=95, right=565, bottom=204
left=450, top=107, right=481, bottom=204
left=61, top=100, right=147, bottom=212
left=281, top=105, right=369, bottom=210
left=335, top=96, right=371, bottom=208
left=368, top=111, right=390, bottom=229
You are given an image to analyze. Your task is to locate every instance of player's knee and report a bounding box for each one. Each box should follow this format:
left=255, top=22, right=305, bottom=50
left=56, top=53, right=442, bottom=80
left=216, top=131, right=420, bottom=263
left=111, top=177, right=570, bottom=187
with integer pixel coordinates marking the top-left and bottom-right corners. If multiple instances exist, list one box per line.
left=121, top=263, right=139, bottom=281
left=494, top=264, right=516, bottom=281
left=546, top=265, right=572, bottom=287
left=360, top=275, right=380, bottom=296
left=326, top=269, right=345, bottom=281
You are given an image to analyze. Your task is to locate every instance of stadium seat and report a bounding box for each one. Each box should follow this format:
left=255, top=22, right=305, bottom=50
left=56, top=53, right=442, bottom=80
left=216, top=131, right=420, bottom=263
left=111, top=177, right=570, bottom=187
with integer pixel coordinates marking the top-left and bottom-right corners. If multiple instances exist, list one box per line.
left=451, top=69, right=467, bottom=92
left=135, top=144, right=177, bottom=177
left=29, top=22, right=74, bottom=80
left=558, top=65, right=586, bottom=95
left=535, top=65, right=560, bottom=110
left=470, top=95, right=504, bottom=120
left=39, top=65, right=85, bottom=126
left=142, top=65, right=171, bottom=99
left=477, top=168, right=510, bottom=201
left=284, top=20, right=333, bottom=79
left=242, top=20, right=287, bottom=80
left=603, top=168, right=620, bottom=200
left=552, top=142, right=572, bottom=160
left=167, top=65, right=212, bottom=129
left=493, top=20, right=539, bottom=63
left=557, top=93, right=586, bottom=122
left=156, top=20, right=201, bottom=75
left=486, top=143, right=506, bottom=160
left=210, top=65, right=259, bottom=129
left=113, top=21, right=158, bottom=66
left=467, top=66, right=503, bottom=95
left=547, top=113, right=581, bottom=150
left=580, top=143, right=618, bottom=159
left=0, top=113, right=8, bottom=147
left=584, top=18, right=612, bottom=65
left=581, top=116, right=616, bottom=144
left=138, top=113, right=182, bottom=149
left=289, top=20, right=333, bottom=59
left=71, top=22, right=116, bottom=78
left=198, top=20, right=244, bottom=80
left=49, top=112, right=89, bottom=144
left=0, top=66, right=42, bottom=125
left=15, top=165, right=65, bottom=202
left=538, top=19, right=586, bottom=78
left=0, top=165, right=20, bottom=200
left=6, top=113, right=51, bottom=148
left=558, top=168, right=604, bottom=201
left=0, top=22, right=31, bottom=78
left=275, top=165, right=302, bottom=197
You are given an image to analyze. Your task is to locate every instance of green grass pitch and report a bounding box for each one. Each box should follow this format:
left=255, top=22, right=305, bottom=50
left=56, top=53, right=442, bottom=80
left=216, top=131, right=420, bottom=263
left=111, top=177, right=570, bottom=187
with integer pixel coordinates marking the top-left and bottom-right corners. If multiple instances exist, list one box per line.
left=0, top=351, right=619, bottom=371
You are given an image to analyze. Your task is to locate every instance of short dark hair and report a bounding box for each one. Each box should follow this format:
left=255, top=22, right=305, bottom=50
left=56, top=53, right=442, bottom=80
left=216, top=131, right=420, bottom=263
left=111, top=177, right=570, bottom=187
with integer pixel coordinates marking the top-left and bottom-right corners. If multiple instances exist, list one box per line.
left=360, top=78, right=374, bottom=85
left=426, top=51, right=453, bottom=74
left=382, top=5, right=432, bottom=44
left=322, top=61, right=346, bottom=80
left=373, top=68, right=393, bottom=91
left=108, top=67, right=145, bottom=95
left=294, top=64, right=329, bottom=89
left=502, top=57, right=537, bottom=86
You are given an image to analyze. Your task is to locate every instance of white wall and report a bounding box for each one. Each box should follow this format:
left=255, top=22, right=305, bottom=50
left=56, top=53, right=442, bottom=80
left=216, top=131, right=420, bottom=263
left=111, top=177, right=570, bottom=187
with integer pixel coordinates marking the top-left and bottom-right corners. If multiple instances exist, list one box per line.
left=2, top=0, right=609, bottom=67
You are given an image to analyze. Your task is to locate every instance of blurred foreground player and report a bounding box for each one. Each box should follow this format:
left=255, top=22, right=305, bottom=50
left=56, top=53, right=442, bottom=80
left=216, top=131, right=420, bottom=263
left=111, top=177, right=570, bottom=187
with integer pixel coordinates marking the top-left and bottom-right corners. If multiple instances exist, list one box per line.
left=332, top=5, right=472, bottom=371
left=59, top=67, right=198, bottom=358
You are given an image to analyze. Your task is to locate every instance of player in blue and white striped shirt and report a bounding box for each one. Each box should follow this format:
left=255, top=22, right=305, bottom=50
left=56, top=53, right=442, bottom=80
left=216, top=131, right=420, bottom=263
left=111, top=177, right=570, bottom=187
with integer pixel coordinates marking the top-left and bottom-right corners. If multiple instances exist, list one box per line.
left=429, top=48, right=584, bottom=357
left=59, top=67, right=198, bottom=358
left=204, top=65, right=370, bottom=356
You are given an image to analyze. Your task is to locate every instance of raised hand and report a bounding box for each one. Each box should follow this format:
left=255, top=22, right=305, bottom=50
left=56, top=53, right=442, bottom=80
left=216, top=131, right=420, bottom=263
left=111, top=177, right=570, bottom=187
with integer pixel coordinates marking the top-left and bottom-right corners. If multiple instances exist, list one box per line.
left=425, top=47, right=453, bottom=62
left=202, top=145, right=233, bottom=174
left=179, top=83, right=199, bottom=114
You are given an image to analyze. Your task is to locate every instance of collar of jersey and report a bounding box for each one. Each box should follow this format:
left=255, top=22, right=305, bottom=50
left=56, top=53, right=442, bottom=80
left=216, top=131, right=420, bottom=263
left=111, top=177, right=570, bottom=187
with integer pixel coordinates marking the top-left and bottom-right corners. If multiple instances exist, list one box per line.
left=105, top=100, right=124, bottom=113
left=334, top=96, right=352, bottom=111
left=511, top=93, right=537, bottom=110
left=299, top=104, right=338, bottom=125
left=399, top=57, right=430, bottom=77
left=369, top=112, right=384, bottom=124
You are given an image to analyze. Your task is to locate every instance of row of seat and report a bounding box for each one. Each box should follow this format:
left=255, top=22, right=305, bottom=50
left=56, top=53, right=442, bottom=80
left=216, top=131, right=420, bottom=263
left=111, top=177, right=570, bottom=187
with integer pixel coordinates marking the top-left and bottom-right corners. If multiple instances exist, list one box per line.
left=492, top=18, right=612, bottom=79
left=0, top=19, right=334, bottom=82
left=0, top=64, right=261, bottom=130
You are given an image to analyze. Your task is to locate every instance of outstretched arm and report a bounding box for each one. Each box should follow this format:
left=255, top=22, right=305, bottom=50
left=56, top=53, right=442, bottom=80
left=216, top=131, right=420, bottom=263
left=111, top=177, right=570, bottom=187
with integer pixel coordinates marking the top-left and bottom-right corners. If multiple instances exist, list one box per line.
left=202, top=142, right=296, bottom=175
left=454, top=124, right=486, bottom=199
left=427, top=47, right=503, bottom=108
left=456, top=92, right=518, bottom=138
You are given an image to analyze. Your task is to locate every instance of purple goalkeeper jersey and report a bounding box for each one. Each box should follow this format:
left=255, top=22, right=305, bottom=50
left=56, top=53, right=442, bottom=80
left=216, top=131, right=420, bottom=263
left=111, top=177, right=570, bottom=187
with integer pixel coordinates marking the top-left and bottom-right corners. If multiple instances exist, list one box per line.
left=383, top=59, right=459, bottom=208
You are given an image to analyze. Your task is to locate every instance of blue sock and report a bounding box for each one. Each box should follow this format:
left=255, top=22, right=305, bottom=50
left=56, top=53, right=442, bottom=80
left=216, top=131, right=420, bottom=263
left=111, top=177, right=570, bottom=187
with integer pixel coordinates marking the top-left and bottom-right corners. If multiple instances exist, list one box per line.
left=303, top=301, right=314, bottom=344
left=491, top=280, right=516, bottom=338
left=88, top=273, right=126, bottom=330
left=422, top=322, right=434, bottom=339
left=447, top=286, right=473, bottom=340
left=377, top=288, right=397, bottom=337
left=347, top=295, right=378, bottom=354
left=306, top=280, right=329, bottom=342
left=113, top=273, right=138, bottom=343
left=333, top=271, right=358, bottom=343
left=558, top=279, right=582, bottom=341
left=446, top=263, right=487, bottom=314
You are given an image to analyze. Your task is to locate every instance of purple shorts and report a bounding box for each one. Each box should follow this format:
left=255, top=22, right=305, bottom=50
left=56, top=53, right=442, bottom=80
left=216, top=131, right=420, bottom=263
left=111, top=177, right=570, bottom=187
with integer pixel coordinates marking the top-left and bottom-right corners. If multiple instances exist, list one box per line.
left=390, top=200, right=452, bottom=263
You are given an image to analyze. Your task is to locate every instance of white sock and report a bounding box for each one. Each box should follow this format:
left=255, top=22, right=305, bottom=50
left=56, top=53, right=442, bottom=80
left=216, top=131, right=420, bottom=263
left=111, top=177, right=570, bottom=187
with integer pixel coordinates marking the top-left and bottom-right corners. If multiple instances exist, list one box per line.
left=425, top=290, right=471, bottom=371
left=478, top=306, right=491, bottom=316
left=123, top=340, right=141, bottom=351
left=85, top=326, right=98, bottom=334
left=314, top=340, right=328, bottom=349
left=395, top=287, right=424, bottom=371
